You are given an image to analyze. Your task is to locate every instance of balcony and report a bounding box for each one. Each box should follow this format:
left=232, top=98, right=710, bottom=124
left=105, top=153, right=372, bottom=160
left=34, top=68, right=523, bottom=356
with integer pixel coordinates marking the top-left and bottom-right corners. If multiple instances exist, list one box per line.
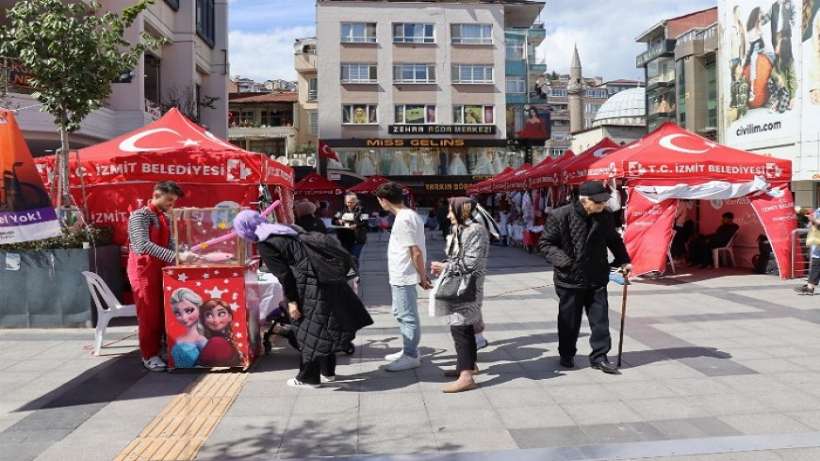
left=636, top=39, right=675, bottom=68
left=528, top=63, right=546, bottom=74
left=527, top=24, right=546, bottom=45
left=295, top=52, right=317, bottom=73
left=646, top=72, right=675, bottom=89
left=229, top=125, right=296, bottom=140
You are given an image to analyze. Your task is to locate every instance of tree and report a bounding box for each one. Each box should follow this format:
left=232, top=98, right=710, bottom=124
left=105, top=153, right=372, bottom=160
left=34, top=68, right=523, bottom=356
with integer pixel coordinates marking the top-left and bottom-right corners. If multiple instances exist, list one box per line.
left=161, top=85, right=219, bottom=125
left=0, top=0, right=161, bottom=210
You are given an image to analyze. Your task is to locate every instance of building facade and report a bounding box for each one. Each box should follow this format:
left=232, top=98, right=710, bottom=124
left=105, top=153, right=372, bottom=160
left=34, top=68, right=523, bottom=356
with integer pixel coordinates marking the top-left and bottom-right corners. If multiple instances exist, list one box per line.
left=636, top=7, right=717, bottom=132
left=228, top=91, right=298, bottom=161
left=0, top=0, right=229, bottom=155
left=571, top=87, right=647, bottom=152
left=315, top=0, right=543, bottom=204
left=505, top=22, right=547, bottom=165
left=294, top=37, right=319, bottom=164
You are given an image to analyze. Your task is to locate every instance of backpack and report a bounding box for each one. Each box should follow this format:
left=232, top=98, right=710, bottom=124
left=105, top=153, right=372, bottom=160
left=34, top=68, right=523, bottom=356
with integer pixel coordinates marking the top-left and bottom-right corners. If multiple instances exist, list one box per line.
left=298, top=231, right=357, bottom=284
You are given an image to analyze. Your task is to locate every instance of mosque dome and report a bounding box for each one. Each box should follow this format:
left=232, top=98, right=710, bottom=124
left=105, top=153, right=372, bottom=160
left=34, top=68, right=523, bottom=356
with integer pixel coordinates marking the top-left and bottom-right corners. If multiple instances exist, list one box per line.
left=592, top=87, right=646, bottom=127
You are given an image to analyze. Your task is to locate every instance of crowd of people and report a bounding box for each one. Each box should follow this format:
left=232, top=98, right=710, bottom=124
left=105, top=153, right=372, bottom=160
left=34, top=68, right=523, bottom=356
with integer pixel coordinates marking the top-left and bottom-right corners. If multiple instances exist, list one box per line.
left=125, top=179, right=817, bottom=392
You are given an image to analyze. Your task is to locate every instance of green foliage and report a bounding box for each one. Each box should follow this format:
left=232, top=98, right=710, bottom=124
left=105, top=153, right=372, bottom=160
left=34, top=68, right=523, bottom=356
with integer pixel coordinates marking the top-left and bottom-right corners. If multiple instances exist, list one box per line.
left=0, top=0, right=161, bottom=132
left=0, top=225, right=113, bottom=251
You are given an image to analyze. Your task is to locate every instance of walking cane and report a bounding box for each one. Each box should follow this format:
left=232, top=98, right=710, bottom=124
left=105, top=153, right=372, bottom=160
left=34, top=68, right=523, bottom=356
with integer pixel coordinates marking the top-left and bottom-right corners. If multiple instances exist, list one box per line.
left=611, top=270, right=631, bottom=368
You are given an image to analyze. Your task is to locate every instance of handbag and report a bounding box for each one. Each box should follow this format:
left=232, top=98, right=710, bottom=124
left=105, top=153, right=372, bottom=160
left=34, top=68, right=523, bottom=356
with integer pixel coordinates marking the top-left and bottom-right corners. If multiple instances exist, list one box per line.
left=808, top=226, right=820, bottom=247
left=435, top=231, right=478, bottom=303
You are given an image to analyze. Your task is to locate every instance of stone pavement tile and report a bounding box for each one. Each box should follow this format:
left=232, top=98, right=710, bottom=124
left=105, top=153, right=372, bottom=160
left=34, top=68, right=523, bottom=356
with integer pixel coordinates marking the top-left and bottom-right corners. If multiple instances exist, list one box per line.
left=542, top=383, right=617, bottom=403
left=607, top=381, right=678, bottom=400
left=290, top=393, right=359, bottom=415
left=509, top=425, right=591, bottom=449
left=423, top=388, right=490, bottom=410
left=357, top=427, right=438, bottom=455
left=625, top=396, right=713, bottom=421
left=580, top=421, right=667, bottom=445
left=786, top=357, right=820, bottom=372
left=696, top=394, right=773, bottom=417
left=560, top=401, right=643, bottom=426
left=351, top=374, right=422, bottom=394
left=3, top=360, right=65, bottom=373
left=483, top=387, right=555, bottom=409
left=358, top=409, right=430, bottom=431
left=359, top=392, right=425, bottom=415
left=715, top=375, right=792, bottom=394
left=736, top=358, right=804, bottom=374
left=428, top=408, right=506, bottom=433
left=197, top=415, right=288, bottom=461
left=226, top=396, right=295, bottom=418
left=32, top=428, right=136, bottom=461
left=494, top=404, right=576, bottom=429
left=754, top=390, right=820, bottom=412
left=0, top=441, right=48, bottom=461
left=662, top=377, right=735, bottom=397
left=433, top=428, right=518, bottom=452
left=718, top=413, right=813, bottom=435
left=765, top=346, right=810, bottom=358
left=648, top=416, right=741, bottom=439
left=277, top=431, right=357, bottom=459
left=774, top=447, right=820, bottom=460
left=638, top=362, right=706, bottom=380
left=787, top=411, right=820, bottom=431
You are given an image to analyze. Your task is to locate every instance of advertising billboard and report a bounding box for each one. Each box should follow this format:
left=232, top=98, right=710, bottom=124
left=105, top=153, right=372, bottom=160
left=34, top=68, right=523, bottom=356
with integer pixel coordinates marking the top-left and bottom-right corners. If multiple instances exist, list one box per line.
left=801, top=0, right=820, bottom=179
left=721, top=0, right=802, bottom=151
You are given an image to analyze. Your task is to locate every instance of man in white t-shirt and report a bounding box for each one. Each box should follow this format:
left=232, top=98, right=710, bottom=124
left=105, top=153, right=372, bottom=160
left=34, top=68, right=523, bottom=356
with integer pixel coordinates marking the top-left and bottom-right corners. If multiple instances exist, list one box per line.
left=375, top=181, right=430, bottom=371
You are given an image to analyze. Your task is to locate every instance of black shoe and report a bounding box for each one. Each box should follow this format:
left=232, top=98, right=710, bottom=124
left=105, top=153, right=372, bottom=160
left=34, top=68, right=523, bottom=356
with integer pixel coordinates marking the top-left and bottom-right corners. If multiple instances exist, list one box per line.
left=591, top=360, right=620, bottom=374
left=560, top=357, right=575, bottom=369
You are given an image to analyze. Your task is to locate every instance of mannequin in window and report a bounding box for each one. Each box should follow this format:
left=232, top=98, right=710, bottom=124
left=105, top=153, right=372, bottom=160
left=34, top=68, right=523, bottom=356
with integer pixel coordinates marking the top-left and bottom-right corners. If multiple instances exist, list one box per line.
left=355, top=151, right=377, bottom=176
left=448, top=152, right=468, bottom=175
left=389, top=150, right=411, bottom=176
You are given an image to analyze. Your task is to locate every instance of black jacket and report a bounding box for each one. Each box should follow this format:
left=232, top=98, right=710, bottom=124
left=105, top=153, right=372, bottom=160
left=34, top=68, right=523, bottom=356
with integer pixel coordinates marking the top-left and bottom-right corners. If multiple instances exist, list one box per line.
left=538, top=201, right=630, bottom=289
left=334, top=206, right=368, bottom=249
left=258, top=233, right=372, bottom=361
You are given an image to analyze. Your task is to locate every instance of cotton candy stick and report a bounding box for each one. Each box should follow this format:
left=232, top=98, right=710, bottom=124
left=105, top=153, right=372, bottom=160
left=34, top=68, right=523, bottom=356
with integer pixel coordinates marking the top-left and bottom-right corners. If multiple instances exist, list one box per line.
left=190, top=200, right=281, bottom=252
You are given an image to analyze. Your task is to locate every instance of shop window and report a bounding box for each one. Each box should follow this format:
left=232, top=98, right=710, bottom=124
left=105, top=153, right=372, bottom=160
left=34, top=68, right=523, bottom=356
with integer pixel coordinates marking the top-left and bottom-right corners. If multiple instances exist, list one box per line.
left=196, top=0, right=215, bottom=48
left=451, top=24, right=492, bottom=45
left=395, top=104, right=436, bottom=124
left=453, top=105, right=494, bottom=124
left=341, top=63, right=377, bottom=83
left=393, top=64, right=435, bottom=84
left=342, top=104, right=378, bottom=124
left=393, top=23, right=435, bottom=44
left=452, top=64, right=493, bottom=84
left=341, top=23, right=377, bottom=43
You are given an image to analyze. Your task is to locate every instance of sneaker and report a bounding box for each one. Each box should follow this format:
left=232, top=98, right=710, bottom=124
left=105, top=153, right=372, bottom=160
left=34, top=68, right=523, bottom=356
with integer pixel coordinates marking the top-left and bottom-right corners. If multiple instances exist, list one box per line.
left=287, top=378, right=321, bottom=389
left=795, top=285, right=816, bottom=295
left=385, top=354, right=421, bottom=372
left=475, top=336, right=489, bottom=350
left=321, top=375, right=336, bottom=383
left=384, top=350, right=404, bottom=361
left=142, top=356, right=167, bottom=372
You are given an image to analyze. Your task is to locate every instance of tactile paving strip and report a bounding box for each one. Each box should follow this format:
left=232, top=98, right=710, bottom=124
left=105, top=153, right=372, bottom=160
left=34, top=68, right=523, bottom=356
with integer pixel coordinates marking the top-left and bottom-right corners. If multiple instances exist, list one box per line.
left=114, top=371, right=248, bottom=461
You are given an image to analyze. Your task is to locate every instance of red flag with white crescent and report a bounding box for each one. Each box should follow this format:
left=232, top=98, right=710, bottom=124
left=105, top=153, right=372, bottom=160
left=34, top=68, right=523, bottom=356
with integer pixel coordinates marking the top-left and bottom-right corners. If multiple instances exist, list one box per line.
left=318, top=141, right=339, bottom=161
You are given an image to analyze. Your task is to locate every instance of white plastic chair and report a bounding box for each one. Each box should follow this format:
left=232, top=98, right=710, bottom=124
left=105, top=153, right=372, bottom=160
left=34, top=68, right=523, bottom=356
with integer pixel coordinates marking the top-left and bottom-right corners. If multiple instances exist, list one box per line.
left=82, top=271, right=136, bottom=355
left=712, top=232, right=738, bottom=269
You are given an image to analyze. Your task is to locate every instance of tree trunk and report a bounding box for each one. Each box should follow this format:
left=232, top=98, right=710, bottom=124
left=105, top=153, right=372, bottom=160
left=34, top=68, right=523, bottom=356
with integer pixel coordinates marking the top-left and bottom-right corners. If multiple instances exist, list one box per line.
left=57, top=122, right=71, bottom=209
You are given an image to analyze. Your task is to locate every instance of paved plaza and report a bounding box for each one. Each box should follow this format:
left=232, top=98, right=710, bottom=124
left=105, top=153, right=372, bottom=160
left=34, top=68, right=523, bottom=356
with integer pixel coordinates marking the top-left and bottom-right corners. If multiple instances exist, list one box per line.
left=1, top=239, right=820, bottom=460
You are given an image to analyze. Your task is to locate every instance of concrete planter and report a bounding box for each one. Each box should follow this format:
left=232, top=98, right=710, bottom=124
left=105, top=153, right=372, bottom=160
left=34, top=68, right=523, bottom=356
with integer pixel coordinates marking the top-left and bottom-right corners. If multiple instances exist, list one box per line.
left=0, top=246, right=123, bottom=328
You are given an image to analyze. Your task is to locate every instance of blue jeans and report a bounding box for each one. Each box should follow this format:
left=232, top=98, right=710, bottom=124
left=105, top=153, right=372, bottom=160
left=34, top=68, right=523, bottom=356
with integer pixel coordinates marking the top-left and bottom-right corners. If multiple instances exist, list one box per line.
left=390, top=284, right=421, bottom=358
left=351, top=243, right=365, bottom=260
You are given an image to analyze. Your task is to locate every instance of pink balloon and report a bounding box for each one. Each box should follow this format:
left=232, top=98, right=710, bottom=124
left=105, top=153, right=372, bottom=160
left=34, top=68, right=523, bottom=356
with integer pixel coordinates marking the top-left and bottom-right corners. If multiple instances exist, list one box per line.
left=191, top=200, right=280, bottom=252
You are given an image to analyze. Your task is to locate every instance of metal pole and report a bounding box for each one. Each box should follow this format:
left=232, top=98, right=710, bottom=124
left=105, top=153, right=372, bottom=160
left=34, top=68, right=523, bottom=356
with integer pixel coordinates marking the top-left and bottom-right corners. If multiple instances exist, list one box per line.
left=617, top=278, right=630, bottom=368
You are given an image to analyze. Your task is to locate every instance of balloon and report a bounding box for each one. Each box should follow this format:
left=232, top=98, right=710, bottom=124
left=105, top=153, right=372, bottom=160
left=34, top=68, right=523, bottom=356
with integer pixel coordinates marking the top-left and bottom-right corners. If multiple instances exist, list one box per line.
left=191, top=200, right=280, bottom=252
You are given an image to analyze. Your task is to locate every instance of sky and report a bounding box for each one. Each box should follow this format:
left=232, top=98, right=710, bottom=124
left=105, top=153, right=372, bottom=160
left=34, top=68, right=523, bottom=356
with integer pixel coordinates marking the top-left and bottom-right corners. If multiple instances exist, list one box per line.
left=228, top=0, right=717, bottom=83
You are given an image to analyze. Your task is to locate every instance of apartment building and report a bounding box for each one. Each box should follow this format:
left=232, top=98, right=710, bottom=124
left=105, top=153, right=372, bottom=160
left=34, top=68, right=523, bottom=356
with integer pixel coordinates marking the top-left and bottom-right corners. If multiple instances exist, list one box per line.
left=294, top=37, right=319, bottom=164
left=505, top=21, right=547, bottom=166
left=228, top=91, right=297, bottom=160
left=316, top=0, right=543, bottom=204
left=0, top=0, right=229, bottom=156
left=636, top=7, right=717, bottom=132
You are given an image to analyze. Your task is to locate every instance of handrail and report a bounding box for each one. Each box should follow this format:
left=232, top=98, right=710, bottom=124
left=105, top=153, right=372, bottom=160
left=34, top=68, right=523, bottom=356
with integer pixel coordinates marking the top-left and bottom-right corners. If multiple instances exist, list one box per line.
left=791, top=228, right=810, bottom=279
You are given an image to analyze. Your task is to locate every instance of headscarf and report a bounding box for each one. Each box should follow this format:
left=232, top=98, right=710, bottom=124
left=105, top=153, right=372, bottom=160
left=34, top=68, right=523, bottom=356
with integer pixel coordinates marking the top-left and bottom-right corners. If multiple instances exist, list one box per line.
left=232, top=210, right=297, bottom=242
left=447, top=197, right=501, bottom=251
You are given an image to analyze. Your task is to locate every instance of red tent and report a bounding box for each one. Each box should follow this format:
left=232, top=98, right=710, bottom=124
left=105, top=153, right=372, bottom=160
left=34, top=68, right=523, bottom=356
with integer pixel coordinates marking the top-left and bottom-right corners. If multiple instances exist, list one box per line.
left=295, top=172, right=343, bottom=197
left=527, top=150, right=576, bottom=189
left=502, top=163, right=532, bottom=192
left=348, top=175, right=391, bottom=194
left=581, top=123, right=795, bottom=278
left=561, top=138, right=621, bottom=185
left=35, top=108, right=294, bottom=245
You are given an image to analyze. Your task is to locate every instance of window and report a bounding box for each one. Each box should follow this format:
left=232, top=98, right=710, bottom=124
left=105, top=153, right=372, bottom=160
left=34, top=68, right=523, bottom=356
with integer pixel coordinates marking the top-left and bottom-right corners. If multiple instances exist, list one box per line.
left=705, top=57, right=717, bottom=128
left=451, top=24, right=492, bottom=45
left=308, top=78, right=318, bottom=101
left=341, top=63, right=377, bottom=83
left=584, top=88, right=607, bottom=98
left=452, top=64, right=493, bottom=84
left=506, top=40, right=525, bottom=60
left=395, top=104, right=436, bottom=124
left=308, top=110, right=318, bottom=134
left=677, top=59, right=686, bottom=126
left=196, top=0, right=215, bottom=47
left=239, top=110, right=255, bottom=127
left=506, top=76, right=526, bottom=94
left=550, top=88, right=567, bottom=97
left=144, top=54, right=161, bottom=105
left=393, top=64, right=435, bottom=83
left=164, top=0, right=179, bottom=11
left=453, top=105, right=494, bottom=124
left=341, top=22, right=377, bottom=43
left=393, top=23, right=435, bottom=44
left=342, top=104, right=378, bottom=124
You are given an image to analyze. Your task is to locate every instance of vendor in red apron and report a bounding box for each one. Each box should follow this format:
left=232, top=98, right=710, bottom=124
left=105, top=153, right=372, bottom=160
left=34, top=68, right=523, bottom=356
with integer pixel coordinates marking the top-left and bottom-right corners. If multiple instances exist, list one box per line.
left=127, top=181, right=197, bottom=372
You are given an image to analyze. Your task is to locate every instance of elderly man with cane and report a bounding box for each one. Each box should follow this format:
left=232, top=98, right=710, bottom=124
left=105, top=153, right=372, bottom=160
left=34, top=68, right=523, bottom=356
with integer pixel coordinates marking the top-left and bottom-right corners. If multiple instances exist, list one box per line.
left=539, top=181, right=632, bottom=374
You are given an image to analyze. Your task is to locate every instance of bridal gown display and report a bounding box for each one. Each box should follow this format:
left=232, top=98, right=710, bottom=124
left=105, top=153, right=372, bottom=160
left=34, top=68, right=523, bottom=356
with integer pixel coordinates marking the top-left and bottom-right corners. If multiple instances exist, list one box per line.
left=493, top=152, right=506, bottom=173
left=355, top=151, right=378, bottom=176
left=448, top=152, right=468, bottom=175
left=407, top=151, right=419, bottom=175
left=421, top=151, right=438, bottom=175
left=473, top=150, right=496, bottom=175
left=389, top=151, right=411, bottom=176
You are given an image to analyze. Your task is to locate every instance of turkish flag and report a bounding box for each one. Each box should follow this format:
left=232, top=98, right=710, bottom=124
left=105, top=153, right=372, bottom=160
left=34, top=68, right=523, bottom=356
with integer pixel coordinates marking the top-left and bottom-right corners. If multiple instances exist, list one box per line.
left=318, top=141, right=339, bottom=161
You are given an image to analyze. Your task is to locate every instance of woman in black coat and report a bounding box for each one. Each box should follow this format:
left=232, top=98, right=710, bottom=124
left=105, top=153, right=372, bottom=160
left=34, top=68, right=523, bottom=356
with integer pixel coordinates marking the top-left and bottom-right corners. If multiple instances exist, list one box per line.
left=233, top=210, right=372, bottom=388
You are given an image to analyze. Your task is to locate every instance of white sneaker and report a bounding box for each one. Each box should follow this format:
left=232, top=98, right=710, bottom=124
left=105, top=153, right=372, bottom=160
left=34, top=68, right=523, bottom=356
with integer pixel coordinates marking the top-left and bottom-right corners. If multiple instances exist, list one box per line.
left=384, top=350, right=404, bottom=361
left=287, top=378, right=321, bottom=389
left=321, top=375, right=336, bottom=383
left=385, top=354, right=421, bottom=372
left=142, top=356, right=167, bottom=372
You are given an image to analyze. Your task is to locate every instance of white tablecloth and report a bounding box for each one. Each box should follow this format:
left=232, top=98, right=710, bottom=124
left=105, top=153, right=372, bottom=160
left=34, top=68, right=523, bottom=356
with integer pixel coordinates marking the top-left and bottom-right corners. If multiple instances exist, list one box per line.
left=245, top=271, right=285, bottom=350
